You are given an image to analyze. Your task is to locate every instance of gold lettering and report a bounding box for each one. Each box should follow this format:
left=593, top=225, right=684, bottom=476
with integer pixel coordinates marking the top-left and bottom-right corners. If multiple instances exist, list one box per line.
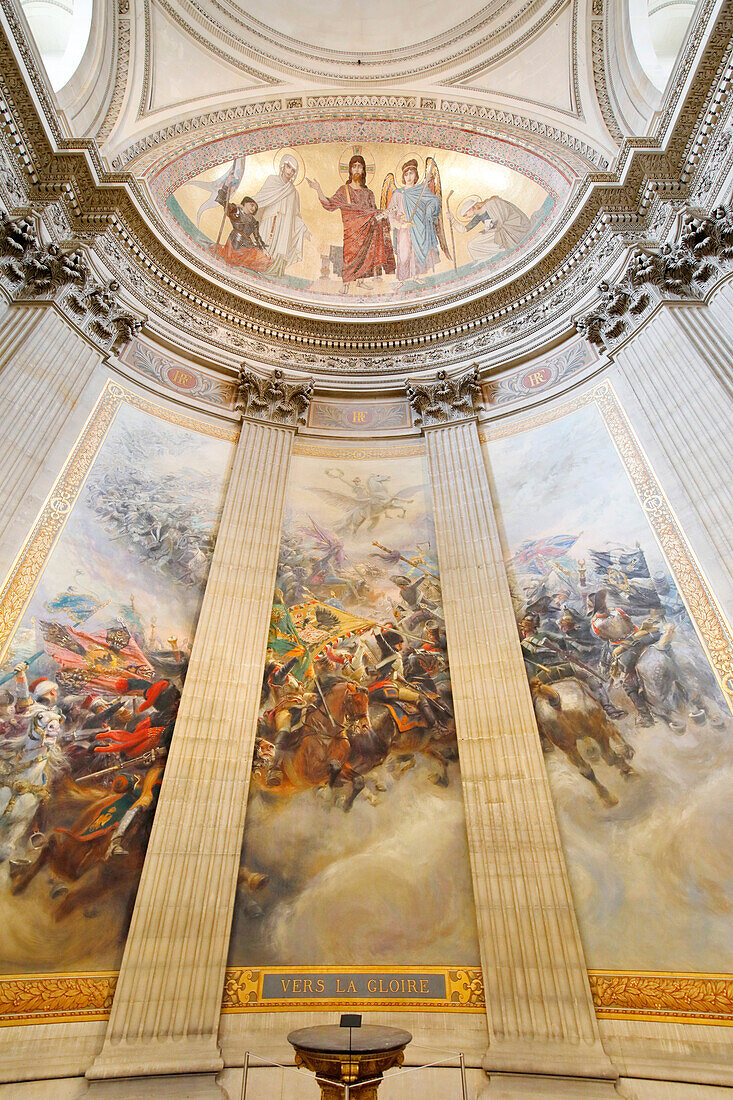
left=336, top=978, right=345, bottom=993
left=303, top=979, right=313, bottom=993
left=292, top=979, right=302, bottom=993
left=525, top=368, right=550, bottom=389
left=315, top=979, right=325, bottom=993
left=389, top=979, right=400, bottom=993
left=407, top=980, right=418, bottom=993
left=367, top=979, right=377, bottom=993
left=351, top=411, right=366, bottom=423
left=419, top=980, right=429, bottom=993
left=348, top=981, right=357, bottom=993
left=280, top=980, right=290, bottom=993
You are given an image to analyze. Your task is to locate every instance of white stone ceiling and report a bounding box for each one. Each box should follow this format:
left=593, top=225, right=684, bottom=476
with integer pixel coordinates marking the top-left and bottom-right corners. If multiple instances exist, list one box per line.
left=89, top=0, right=618, bottom=168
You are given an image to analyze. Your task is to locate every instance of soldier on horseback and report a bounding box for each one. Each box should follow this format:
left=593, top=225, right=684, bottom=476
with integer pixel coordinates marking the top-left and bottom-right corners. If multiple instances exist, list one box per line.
left=519, top=613, right=625, bottom=720
left=262, top=657, right=316, bottom=787
left=588, top=590, right=661, bottom=726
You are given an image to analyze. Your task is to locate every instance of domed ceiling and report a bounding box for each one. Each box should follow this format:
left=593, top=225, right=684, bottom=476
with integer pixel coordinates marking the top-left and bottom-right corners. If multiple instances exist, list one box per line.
left=149, top=123, right=572, bottom=317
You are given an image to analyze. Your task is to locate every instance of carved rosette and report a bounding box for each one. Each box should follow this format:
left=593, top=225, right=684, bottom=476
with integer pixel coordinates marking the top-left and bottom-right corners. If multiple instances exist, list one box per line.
left=575, top=205, right=733, bottom=351
left=405, top=366, right=482, bottom=427
left=236, top=366, right=313, bottom=426
left=0, top=210, right=144, bottom=355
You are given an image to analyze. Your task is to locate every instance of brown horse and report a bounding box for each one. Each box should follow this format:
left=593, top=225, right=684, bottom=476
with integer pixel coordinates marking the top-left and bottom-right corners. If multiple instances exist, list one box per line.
left=9, top=767, right=160, bottom=920
left=532, top=678, right=635, bottom=806
left=368, top=701, right=457, bottom=787
left=253, top=680, right=375, bottom=811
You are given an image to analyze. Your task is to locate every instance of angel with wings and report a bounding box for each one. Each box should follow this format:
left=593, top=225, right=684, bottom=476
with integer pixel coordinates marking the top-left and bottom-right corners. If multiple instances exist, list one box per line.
left=307, top=470, right=422, bottom=535
left=381, top=157, right=451, bottom=284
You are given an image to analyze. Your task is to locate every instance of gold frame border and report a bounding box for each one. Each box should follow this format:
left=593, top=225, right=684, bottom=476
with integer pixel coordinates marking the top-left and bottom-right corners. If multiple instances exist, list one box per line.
left=483, top=382, right=733, bottom=1026
left=1, top=383, right=732, bottom=1027
left=221, top=965, right=485, bottom=1015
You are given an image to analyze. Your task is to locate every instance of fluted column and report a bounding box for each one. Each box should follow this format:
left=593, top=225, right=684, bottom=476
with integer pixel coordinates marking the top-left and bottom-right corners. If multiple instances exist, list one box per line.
left=87, top=371, right=311, bottom=1096
left=612, top=305, right=733, bottom=605
left=707, top=277, right=733, bottom=350
left=0, top=304, right=104, bottom=577
left=424, top=410, right=617, bottom=1096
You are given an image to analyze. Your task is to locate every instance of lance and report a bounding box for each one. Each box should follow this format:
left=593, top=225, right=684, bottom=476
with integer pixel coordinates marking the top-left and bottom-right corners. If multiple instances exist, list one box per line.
left=284, top=611, right=338, bottom=727
left=540, top=637, right=606, bottom=683
left=446, top=189, right=458, bottom=272
left=372, top=542, right=438, bottom=578
left=214, top=158, right=241, bottom=254
left=75, top=748, right=166, bottom=783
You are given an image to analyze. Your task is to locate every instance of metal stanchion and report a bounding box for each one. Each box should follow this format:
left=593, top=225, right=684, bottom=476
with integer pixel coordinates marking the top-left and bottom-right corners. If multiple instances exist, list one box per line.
left=239, top=1050, right=249, bottom=1100
left=460, top=1051, right=468, bottom=1100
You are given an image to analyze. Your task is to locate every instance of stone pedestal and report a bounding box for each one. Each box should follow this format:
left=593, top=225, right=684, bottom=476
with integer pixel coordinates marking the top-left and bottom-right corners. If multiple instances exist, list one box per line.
left=87, top=413, right=297, bottom=1093
left=423, top=411, right=617, bottom=1093
left=288, top=1025, right=411, bottom=1100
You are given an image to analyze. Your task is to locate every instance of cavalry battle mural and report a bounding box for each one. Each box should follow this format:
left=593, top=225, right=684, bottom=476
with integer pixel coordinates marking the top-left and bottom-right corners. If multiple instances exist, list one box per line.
left=487, top=394, right=733, bottom=974
left=0, top=393, right=232, bottom=974
left=167, top=142, right=552, bottom=307
left=228, top=447, right=480, bottom=968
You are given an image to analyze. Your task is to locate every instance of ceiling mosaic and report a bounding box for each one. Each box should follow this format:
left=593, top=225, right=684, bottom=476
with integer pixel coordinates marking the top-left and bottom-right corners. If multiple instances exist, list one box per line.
left=151, top=122, right=573, bottom=316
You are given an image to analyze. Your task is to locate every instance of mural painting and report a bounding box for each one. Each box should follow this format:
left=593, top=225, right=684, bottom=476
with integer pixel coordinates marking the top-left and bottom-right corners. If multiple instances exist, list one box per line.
left=486, top=389, right=733, bottom=977
left=227, top=445, right=481, bottom=1007
left=168, top=142, right=552, bottom=306
left=0, top=386, right=233, bottom=979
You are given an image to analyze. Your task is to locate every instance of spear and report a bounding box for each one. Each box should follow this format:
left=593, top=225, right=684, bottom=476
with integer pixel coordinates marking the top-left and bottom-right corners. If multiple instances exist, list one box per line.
left=446, top=189, right=458, bottom=272
left=372, top=541, right=438, bottom=578
left=213, top=157, right=242, bottom=255
left=75, top=748, right=166, bottom=783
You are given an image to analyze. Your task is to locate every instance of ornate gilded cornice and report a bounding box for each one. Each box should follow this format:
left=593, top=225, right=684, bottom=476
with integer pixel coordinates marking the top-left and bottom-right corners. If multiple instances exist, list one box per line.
left=575, top=204, right=733, bottom=350
left=0, top=210, right=144, bottom=353
left=236, top=366, right=313, bottom=426
left=0, top=0, right=729, bottom=370
left=406, top=366, right=482, bottom=426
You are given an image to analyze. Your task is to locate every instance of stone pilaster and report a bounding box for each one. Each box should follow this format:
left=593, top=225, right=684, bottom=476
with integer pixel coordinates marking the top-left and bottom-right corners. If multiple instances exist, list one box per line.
left=611, top=305, right=733, bottom=610
left=87, top=371, right=311, bottom=1096
left=0, top=304, right=104, bottom=578
left=708, top=276, right=733, bottom=350
left=409, top=371, right=616, bottom=1097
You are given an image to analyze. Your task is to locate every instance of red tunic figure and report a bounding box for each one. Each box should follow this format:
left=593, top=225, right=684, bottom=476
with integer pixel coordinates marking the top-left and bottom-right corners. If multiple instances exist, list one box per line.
left=308, top=155, right=396, bottom=286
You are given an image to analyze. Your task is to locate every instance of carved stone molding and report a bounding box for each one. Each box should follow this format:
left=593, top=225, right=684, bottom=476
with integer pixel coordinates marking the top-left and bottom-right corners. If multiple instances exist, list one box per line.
left=575, top=204, right=733, bottom=350
left=236, top=366, right=313, bottom=426
left=406, top=366, right=482, bottom=426
left=0, top=211, right=145, bottom=354
left=0, top=0, right=730, bottom=366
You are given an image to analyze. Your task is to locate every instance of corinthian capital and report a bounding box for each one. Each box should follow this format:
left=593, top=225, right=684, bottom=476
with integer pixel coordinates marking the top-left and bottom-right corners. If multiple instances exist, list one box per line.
left=0, top=211, right=144, bottom=354
left=405, top=365, right=482, bottom=427
left=575, top=204, right=733, bottom=351
left=236, top=367, right=313, bottom=427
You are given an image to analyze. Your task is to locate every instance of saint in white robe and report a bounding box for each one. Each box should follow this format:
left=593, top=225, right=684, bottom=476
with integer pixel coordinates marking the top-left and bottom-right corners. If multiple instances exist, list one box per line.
left=254, top=172, right=308, bottom=276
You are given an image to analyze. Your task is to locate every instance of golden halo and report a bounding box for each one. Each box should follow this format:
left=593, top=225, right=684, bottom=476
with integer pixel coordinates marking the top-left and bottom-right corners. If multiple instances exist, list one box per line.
left=392, top=151, right=425, bottom=186
left=456, top=194, right=483, bottom=222
left=272, top=147, right=306, bottom=187
left=338, top=144, right=377, bottom=184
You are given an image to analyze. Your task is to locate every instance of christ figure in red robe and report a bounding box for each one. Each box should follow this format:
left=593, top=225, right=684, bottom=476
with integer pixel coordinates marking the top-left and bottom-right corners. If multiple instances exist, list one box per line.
left=307, top=154, right=396, bottom=292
